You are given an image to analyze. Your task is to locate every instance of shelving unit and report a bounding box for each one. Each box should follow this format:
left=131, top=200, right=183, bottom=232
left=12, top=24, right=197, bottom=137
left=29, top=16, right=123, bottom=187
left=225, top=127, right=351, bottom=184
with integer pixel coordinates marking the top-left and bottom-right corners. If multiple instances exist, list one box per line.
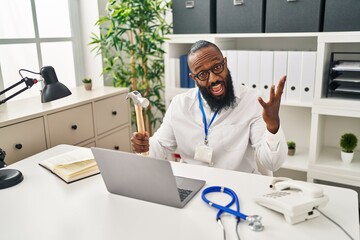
left=164, top=32, right=360, bottom=188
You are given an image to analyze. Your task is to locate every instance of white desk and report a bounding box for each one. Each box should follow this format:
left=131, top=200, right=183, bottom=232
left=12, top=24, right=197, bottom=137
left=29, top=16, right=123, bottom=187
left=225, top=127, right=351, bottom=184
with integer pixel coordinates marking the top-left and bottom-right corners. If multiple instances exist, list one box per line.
left=1, top=145, right=359, bottom=240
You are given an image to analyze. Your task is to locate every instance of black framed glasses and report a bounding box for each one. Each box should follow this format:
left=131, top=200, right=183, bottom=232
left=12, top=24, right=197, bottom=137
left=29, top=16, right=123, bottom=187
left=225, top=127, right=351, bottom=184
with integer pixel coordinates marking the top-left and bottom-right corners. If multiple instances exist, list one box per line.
left=193, top=60, right=226, bottom=81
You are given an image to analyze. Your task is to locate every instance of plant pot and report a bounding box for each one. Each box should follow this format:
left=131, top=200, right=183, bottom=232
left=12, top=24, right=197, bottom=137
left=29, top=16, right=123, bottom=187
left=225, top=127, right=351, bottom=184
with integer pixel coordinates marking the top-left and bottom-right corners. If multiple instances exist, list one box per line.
left=288, top=148, right=295, bottom=156
left=84, top=83, right=92, bottom=91
left=341, top=151, right=354, bottom=164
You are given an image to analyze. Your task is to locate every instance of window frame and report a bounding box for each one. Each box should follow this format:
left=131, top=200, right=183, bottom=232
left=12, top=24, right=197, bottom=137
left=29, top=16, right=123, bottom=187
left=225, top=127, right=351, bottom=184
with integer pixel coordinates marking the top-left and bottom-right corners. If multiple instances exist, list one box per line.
left=0, top=0, right=84, bottom=94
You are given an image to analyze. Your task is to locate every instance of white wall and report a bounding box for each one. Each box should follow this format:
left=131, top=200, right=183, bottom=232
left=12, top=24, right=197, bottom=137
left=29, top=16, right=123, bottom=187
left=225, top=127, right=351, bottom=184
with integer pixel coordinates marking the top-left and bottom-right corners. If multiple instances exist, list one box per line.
left=79, top=0, right=173, bottom=88
left=78, top=0, right=104, bottom=88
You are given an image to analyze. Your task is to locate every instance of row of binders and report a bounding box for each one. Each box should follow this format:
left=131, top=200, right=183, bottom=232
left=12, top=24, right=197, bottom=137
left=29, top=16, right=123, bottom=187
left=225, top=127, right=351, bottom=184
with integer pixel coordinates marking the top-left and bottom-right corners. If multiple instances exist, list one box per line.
left=223, top=50, right=317, bottom=104
left=173, top=50, right=317, bottom=104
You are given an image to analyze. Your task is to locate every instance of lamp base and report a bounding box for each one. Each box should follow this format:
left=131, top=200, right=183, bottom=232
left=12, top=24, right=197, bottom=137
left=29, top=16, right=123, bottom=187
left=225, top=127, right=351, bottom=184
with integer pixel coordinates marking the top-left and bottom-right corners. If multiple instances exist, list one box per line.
left=0, top=169, right=24, bottom=189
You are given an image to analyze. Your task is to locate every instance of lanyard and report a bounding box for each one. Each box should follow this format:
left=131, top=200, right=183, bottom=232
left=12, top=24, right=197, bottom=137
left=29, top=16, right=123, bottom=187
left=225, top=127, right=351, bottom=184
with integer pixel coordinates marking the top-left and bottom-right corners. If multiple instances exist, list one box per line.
left=198, top=90, right=218, bottom=145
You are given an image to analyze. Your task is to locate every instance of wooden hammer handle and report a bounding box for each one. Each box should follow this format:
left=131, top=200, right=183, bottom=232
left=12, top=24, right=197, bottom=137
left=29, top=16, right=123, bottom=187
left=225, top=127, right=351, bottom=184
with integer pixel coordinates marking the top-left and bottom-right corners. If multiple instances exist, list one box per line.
left=134, top=104, right=148, bottom=156
left=134, top=104, right=145, bottom=134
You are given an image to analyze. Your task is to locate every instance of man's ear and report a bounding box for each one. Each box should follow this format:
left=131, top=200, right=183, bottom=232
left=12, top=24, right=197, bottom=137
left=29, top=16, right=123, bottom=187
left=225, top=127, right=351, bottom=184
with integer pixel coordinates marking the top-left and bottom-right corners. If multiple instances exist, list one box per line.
left=189, top=73, right=196, bottom=81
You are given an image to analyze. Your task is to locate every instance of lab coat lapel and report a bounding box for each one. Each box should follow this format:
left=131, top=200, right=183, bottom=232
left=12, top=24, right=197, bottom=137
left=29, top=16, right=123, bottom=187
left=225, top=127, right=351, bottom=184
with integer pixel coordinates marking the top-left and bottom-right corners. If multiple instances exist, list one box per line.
left=187, top=89, right=204, bottom=128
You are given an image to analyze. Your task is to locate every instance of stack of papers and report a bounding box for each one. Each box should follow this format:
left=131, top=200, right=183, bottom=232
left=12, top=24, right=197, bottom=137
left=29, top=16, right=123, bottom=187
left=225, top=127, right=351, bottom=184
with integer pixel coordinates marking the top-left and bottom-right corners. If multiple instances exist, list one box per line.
left=332, top=61, right=360, bottom=71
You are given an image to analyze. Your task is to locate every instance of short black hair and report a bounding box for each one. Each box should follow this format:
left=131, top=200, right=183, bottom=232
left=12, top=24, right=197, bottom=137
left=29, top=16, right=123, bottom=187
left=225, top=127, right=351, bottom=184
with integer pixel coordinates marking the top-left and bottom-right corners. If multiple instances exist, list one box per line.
left=188, top=40, right=221, bottom=56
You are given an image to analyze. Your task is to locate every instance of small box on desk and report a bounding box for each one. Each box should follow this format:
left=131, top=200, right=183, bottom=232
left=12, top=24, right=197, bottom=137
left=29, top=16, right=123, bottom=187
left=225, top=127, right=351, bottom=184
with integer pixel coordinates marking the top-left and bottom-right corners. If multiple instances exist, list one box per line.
left=265, top=0, right=324, bottom=33
left=216, top=0, right=265, bottom=33
left=172, top=0, right=216, bottom=34
left=323, top=0, right=360, bottom=32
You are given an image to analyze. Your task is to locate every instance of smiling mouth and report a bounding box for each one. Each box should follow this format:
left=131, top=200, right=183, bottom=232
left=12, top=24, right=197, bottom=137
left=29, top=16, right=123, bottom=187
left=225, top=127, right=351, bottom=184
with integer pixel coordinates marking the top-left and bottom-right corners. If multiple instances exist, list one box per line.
left=209, top=82, right=225, bottom=97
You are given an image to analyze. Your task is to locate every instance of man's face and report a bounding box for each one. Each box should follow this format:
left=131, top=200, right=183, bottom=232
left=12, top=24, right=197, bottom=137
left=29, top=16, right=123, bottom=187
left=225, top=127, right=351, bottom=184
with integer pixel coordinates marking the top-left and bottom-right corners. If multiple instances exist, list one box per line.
left=189, top=46, right=227, bottom=98
left=188, top=46, right=236, bottom=112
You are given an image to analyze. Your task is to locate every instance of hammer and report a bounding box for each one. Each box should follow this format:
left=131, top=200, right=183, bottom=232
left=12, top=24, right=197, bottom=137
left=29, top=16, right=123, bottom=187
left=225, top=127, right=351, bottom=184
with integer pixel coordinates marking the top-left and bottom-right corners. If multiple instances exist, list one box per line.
left=126, top=90, right=149, bottom=135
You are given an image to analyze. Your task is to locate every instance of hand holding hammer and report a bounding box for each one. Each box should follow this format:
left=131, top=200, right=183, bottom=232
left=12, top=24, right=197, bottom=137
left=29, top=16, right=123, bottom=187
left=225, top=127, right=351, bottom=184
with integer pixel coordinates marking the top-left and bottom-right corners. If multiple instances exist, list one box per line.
left=127, top=91, right=150, bottom=154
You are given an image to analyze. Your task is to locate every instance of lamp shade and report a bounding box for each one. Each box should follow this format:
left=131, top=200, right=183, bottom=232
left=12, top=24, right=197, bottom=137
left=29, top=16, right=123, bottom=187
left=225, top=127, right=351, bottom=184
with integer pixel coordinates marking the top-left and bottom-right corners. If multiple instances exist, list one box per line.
left=40, top=66, right=72, bottom=103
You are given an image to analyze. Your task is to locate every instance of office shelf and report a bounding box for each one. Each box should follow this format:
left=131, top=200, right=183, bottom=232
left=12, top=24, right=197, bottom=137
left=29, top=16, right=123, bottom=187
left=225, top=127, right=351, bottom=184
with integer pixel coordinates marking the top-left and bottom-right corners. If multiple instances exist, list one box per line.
left=282, top=147, right=309, bottom=172
left=164, top=32, right=360, bottom=188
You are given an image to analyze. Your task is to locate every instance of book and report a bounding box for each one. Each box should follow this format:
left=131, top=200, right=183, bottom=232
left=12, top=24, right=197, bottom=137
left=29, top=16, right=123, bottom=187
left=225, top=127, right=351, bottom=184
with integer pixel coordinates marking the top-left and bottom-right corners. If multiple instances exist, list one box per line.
left=39, top=148, right=99, bottom=183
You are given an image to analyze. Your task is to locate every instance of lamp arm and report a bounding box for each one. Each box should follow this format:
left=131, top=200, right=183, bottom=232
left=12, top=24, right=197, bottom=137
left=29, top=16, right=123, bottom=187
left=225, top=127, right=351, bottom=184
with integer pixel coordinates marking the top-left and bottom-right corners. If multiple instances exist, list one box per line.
left=0, top=77, right=38, bottom=105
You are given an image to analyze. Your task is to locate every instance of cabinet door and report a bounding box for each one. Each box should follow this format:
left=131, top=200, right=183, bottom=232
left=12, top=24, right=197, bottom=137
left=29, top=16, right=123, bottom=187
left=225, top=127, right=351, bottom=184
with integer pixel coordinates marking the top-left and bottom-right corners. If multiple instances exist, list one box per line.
left=97, top=126, right=131, bottom=152
left=94, top=93, right=130, bottom=135
left=47, top=104, right=95, bottom=147
left=0, top=117, right=47, bottom=165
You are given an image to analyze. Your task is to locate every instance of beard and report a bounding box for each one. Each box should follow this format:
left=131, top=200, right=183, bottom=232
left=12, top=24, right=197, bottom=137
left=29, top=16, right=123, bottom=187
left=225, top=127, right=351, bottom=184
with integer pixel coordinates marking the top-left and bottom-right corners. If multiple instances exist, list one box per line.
left=197, top=71, right=237, bottom=113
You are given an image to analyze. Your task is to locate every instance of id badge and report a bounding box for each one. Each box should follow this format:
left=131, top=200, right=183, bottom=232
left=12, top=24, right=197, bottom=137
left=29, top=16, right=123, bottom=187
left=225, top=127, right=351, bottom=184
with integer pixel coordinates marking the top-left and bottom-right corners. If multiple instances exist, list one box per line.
left=194, top=144, right=214, bottom=166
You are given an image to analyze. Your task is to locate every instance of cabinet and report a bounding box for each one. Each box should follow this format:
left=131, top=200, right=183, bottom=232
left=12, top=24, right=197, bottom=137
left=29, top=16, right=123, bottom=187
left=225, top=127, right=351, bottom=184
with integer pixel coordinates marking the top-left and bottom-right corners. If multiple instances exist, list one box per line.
left=164, top=32, right=360, bottom=188
left=0, top=117, right=47, bottom=165
left=47, top=103, right=95, bottom=147
left=0, top=86, right=131, bottom=165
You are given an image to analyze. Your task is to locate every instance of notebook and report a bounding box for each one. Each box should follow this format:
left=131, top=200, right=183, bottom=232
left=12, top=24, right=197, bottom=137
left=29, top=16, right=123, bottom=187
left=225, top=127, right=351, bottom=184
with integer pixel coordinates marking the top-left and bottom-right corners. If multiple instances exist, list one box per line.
left=91, top=147, right=206, bottom=208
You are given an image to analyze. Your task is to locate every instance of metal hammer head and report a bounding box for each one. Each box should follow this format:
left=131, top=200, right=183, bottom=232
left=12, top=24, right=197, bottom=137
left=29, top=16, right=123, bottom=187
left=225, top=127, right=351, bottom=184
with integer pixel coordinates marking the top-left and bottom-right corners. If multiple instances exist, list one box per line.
left=126, top=90, right=149, bottom=108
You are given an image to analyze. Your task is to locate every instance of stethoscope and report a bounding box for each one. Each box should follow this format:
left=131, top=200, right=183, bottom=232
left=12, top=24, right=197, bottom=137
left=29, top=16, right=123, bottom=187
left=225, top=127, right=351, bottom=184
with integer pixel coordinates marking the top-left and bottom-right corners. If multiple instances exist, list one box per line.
left=201, top=186, right=264, bottom=240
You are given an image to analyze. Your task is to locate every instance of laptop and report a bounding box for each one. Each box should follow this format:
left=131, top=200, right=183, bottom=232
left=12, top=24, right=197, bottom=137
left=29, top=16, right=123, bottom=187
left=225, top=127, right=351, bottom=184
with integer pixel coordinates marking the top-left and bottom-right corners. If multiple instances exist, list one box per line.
left=91, top=147, right=206, bottom=208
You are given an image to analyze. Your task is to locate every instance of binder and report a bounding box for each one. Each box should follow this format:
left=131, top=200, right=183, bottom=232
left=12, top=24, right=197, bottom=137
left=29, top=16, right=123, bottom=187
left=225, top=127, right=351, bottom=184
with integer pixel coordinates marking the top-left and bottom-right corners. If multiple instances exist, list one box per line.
left=248, top=51, right=261, bottom=92
left=180, top=55, right=193, bottom=88
left=170, top=58, right=180, bottom=88
left=226, top=50, right=239, bottom=96
left=286, top=51, right=302, bottom=103
left=179, top=55, right=188, bottom=88
left=188, top=71, right=195, bottom=88
left=300, top=52, right=317, bottom=103
left=273, top=51, right=288, bottom=102
left=237, top=51, right=249, bottom=88
left=260, top=51, right=274, bottom=101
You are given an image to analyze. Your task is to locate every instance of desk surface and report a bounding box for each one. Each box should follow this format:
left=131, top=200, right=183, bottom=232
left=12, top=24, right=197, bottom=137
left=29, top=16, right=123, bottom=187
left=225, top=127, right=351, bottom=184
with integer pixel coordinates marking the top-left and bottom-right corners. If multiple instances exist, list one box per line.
left=1, top=145, right=359, bottom=240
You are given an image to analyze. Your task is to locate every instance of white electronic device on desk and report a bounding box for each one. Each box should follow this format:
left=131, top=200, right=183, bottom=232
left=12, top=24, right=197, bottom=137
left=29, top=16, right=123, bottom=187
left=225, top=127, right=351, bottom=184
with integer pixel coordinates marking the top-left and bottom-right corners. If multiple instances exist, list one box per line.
left=254, top=179, right=329, bottom=224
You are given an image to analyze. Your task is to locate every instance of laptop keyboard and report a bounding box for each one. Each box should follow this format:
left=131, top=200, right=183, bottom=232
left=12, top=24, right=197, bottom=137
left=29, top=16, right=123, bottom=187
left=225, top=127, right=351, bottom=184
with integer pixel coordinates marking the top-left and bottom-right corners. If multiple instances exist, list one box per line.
left=177, top=188, right=193, bottom=202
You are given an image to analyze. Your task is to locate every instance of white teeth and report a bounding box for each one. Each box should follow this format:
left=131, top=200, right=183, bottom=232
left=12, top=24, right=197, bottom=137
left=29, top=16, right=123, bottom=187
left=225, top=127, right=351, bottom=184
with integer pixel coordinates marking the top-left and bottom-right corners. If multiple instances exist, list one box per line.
left=211, top=84, right=223, bottom=94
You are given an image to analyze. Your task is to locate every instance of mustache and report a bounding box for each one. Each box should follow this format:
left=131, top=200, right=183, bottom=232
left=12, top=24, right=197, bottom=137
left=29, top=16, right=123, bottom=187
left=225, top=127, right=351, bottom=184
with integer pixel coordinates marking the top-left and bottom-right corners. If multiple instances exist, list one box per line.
left=208, top=80, right=224, bottom=89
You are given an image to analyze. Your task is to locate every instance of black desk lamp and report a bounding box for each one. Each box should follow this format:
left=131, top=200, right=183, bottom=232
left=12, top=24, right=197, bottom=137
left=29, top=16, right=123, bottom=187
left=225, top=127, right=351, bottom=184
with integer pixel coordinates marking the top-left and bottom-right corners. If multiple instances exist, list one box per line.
left=0, top=66, right=72, bottom=189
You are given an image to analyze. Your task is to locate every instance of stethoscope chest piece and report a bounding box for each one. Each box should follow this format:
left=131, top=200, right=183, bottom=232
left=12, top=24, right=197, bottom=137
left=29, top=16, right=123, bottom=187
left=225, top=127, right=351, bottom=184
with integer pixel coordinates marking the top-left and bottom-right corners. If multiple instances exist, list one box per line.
left=247, top=215, right=264, bottom=232
left=201, top=186, right=264, bottom=234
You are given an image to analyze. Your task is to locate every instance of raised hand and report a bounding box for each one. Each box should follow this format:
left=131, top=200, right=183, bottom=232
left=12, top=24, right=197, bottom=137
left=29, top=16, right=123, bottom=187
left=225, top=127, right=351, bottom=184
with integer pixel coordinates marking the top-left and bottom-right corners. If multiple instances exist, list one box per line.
left=257, top=75, right=287, bottom=134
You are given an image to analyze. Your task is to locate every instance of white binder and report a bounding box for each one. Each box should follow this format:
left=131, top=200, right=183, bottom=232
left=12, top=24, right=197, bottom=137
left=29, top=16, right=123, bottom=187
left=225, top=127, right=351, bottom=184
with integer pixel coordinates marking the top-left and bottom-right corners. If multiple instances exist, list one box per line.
left=273, top=51, right=288, bottom=102
left=237, top=50, right=249, bottom=88
left=300, top=51, right=317, bottom=103
left=248, top=51, right=261, bottom=92
left=286, top=51, right=302, bottom=103
left=260, top=51, right=274, bottom=101
left=226, top=50, right=240, bottom=96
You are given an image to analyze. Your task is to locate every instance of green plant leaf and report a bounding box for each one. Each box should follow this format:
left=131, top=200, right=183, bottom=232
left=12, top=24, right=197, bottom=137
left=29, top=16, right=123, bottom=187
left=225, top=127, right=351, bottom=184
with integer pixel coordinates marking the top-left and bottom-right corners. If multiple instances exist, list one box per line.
left=90, top=0, right=172, bottom=134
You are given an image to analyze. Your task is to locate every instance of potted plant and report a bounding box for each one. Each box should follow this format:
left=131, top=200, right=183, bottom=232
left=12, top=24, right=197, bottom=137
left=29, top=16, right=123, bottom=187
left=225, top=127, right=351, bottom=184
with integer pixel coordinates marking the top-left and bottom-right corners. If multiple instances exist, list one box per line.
left=82, top=78, right=92, bottom=91
left=287, top=141, right=296, bottom=156
left=90, top=0, right=172, bottom=135
left=340, top=133, right=358, bottom=163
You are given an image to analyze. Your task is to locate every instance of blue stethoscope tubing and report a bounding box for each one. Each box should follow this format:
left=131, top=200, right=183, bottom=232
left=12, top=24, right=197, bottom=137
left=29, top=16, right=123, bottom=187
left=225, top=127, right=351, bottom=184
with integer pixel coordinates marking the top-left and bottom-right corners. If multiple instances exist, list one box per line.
left=201, top=186, right=248, bottom=221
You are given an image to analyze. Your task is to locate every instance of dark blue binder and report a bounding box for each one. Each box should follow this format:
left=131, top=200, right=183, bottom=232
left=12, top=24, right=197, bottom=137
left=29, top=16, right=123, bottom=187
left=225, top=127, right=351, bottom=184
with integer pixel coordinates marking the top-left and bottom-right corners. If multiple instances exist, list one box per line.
left=180, top=55, right=189, bottom=88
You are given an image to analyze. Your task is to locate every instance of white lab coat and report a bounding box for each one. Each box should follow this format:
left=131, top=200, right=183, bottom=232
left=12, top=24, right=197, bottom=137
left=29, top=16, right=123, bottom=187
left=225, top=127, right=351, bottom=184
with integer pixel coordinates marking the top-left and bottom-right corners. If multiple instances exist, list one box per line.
left=149, top=86, right=287, bottom=173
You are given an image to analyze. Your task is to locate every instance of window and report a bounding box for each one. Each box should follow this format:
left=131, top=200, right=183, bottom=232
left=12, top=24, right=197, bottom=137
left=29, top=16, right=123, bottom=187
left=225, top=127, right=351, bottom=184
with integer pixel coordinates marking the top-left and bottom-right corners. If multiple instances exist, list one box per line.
left=0, top=0, right=83, bottom=101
